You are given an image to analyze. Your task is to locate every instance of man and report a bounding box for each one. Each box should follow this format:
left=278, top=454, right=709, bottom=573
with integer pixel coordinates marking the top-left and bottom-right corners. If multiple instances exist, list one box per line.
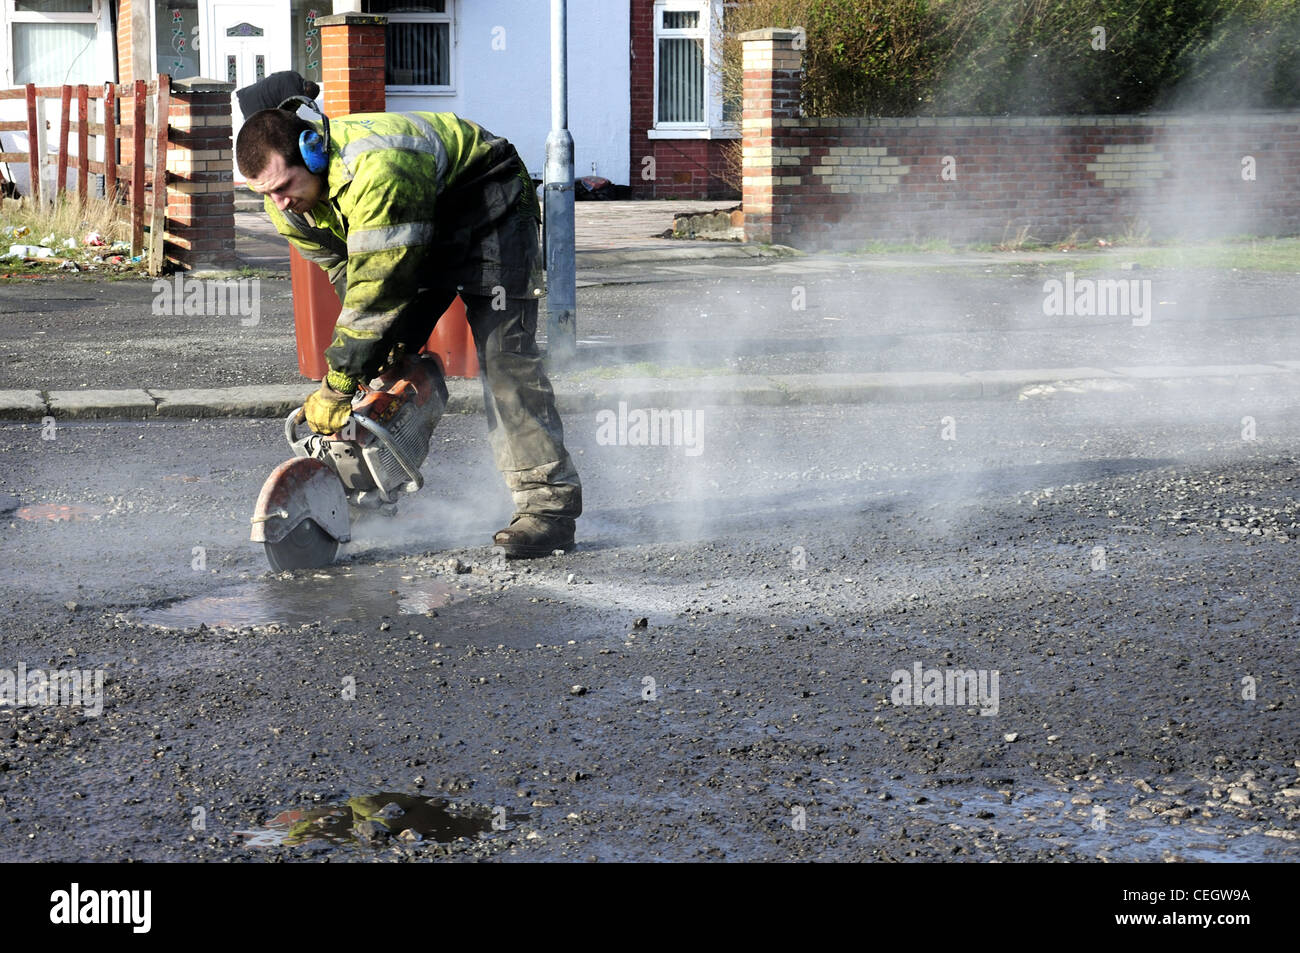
left=235, top=106, right=581, bottom=558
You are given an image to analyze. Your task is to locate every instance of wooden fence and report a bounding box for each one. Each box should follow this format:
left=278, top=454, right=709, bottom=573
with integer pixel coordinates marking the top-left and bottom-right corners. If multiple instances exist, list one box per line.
left=0, top=75, right=169, bottom=275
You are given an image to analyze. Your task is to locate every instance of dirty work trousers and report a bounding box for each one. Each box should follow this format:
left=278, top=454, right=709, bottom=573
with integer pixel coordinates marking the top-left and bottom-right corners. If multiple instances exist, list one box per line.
left=397, top=287, right=583, bottom=523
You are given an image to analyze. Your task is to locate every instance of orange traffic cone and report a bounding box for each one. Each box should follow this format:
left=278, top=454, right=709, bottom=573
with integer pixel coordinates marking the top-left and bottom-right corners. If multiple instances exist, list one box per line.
left=424, top=295, right=480, bottom=378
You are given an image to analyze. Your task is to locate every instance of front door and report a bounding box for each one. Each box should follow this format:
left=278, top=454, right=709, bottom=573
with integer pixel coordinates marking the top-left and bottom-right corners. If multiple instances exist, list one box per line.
left=203, top=1, right=290, bottom=180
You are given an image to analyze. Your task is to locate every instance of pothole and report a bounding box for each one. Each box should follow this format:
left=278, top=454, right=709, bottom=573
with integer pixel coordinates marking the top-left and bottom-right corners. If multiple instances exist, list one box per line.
left=233, top=792, right=525, bottom=850
left=134, top=566, right=467, bottom=629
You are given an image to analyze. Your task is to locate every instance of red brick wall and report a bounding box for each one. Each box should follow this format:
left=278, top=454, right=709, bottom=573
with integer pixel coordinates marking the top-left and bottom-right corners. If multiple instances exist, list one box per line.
left=743, top=32, right=1300, bottom=249
left=628, top=0, right=736, bottom=199
left=115, top=0, right=134, bottom=84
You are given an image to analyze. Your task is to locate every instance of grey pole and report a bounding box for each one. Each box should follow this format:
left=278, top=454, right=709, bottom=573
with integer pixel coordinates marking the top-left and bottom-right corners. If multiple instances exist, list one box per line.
left=543, top=0, right=577, bottom=365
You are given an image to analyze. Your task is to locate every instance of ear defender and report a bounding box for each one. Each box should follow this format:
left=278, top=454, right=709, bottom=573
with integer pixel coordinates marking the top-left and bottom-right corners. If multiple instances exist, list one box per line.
left=299, top=129, right=328, bottom=173
left=278, top=95, right=331, bottom=174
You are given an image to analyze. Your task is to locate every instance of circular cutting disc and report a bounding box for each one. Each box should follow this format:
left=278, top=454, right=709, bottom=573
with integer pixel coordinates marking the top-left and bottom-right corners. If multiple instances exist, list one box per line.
left=264, top=517, right=339, bottom=571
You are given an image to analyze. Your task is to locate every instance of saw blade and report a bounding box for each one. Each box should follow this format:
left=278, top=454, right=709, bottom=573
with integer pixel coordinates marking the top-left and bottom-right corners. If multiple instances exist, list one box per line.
left=251, top=456, right=350, bottom=571
left=264, top=517, right=339, bottom=571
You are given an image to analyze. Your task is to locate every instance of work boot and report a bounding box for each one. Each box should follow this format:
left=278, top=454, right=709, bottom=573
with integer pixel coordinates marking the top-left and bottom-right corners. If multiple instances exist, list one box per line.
left=493, top=514, right=575, bottom=559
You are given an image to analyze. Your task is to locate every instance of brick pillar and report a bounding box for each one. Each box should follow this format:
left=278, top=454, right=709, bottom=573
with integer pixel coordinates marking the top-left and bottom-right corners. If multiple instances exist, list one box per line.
left=114, top=0, right=152, bottom=84
left=740, top=29, right=802, bottom=245
left=318, top=13, right=387, bottom=116
left=166, top=78, right=237, bottom=271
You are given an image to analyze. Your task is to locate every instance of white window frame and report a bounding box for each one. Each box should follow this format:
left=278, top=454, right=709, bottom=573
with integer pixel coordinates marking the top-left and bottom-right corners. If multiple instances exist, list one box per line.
left=649, top=0, right=736, bottom=140
left=370, top=0, right=455, bottom=96
left=3, top=0, right=113, bottom=88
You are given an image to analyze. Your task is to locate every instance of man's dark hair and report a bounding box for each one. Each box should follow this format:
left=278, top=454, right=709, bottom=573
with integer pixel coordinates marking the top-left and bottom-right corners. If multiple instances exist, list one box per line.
left=236, top=108, right=312, bottom=179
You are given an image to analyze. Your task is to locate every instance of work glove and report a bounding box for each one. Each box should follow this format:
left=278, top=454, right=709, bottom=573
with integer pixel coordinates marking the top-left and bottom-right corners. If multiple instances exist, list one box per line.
left=303, top=370, right=360, bottom=434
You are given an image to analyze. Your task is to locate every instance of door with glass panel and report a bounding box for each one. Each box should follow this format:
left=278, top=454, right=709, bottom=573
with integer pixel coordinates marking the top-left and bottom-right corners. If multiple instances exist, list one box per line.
left=204, top=0, right=289, bottom=179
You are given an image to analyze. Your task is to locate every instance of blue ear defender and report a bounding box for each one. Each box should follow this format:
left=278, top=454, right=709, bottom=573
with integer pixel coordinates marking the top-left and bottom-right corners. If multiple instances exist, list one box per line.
left=299, top=130, right=328, bottom=172
left=278, top=95, right=331, bottom=174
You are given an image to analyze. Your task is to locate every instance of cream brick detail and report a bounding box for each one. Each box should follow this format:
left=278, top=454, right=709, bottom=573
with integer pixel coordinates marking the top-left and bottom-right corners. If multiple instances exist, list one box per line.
left=1087, top=144, right=1169, bottom=188
left=811, top=144, right=912, bottom=193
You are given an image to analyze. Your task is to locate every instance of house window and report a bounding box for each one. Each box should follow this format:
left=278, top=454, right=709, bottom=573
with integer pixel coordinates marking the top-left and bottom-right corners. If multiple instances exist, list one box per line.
left=652, top=0, right=732, bottom=136
left=9, top=0, right=101, bottom=85
left=656, top=2, right=705, bottom=125
left=155, top=0, right=198, bottom=81
left=363, top=0, right=452, bottom=90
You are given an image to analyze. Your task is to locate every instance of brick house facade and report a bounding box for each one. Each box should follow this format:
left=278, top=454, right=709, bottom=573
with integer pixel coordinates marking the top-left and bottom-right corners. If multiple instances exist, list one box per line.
left=629, top=0, right=739, bottom=200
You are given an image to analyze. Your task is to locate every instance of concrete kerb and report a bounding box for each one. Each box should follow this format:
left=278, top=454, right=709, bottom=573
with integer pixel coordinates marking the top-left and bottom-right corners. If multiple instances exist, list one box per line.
left=6, top=362, right=1300, bottom=421
left=0, top=391, right=46, bottom=419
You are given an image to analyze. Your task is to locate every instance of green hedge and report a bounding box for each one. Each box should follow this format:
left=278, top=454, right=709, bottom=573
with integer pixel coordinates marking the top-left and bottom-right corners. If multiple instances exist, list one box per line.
left=722, top=0, right=1300, bottom=116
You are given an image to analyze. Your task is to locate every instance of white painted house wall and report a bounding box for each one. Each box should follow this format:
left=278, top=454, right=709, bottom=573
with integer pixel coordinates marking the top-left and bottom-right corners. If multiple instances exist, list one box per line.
left=0, top=0, right=118, bottom=199
left=382, top=0, right=629, bottom=184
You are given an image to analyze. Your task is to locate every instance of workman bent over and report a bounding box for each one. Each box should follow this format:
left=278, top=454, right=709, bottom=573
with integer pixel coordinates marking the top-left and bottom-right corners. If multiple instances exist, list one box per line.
left=236, top=106, right=581, bottom=558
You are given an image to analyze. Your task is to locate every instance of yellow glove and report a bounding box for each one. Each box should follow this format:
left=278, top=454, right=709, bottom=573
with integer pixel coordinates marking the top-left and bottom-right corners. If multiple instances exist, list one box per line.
left=303, top=379, right=355, bottom=435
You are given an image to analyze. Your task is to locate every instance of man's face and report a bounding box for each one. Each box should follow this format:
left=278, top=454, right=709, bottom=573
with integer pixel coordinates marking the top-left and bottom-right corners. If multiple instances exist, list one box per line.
left=247, top=152, right=325, bottom=215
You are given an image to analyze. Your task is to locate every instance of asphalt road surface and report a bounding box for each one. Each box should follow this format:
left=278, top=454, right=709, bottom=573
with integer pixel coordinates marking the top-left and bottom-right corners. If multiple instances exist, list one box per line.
left=1, top=375, right=1297, bottom=861
left=2, top=264, right=1298, bottom=387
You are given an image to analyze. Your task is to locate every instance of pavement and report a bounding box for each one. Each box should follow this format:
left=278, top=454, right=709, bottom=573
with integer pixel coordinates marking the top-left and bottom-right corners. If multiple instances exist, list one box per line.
left=2, top=199, right=1299, bottom=419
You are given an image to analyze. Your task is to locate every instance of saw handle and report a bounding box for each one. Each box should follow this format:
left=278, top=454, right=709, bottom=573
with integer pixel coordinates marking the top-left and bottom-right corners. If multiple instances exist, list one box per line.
left=284, top=403, right=352, bottom=445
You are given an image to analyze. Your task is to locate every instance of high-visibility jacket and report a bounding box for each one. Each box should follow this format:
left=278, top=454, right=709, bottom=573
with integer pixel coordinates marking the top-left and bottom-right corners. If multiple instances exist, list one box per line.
left=265, top=111, right=541, bottom=380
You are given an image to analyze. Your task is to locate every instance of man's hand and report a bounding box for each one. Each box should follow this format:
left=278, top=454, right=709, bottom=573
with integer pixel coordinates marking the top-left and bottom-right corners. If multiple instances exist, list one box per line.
left=304, top=379, right=355, bottom=434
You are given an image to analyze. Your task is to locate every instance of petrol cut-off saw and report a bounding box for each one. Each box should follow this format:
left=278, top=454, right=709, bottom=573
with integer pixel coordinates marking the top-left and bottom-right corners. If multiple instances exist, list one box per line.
left=250, top=354, right=449, bottom=570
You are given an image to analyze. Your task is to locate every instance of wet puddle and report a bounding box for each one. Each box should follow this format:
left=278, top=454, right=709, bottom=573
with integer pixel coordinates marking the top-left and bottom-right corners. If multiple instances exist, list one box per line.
left=136, top=566, right=466, bottom=630
left=233, top=792, right=508, bottom=849
left=871, top=777, right=1287, bottom=862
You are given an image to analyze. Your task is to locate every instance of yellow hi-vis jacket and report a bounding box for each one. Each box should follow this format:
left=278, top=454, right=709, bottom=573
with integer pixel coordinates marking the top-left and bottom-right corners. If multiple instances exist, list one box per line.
left=265, top=111, right=542, bottom=380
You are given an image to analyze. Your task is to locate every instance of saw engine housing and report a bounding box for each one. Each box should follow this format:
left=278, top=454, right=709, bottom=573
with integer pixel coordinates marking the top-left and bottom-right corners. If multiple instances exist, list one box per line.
left=293, top=355, right=449, bottom=508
